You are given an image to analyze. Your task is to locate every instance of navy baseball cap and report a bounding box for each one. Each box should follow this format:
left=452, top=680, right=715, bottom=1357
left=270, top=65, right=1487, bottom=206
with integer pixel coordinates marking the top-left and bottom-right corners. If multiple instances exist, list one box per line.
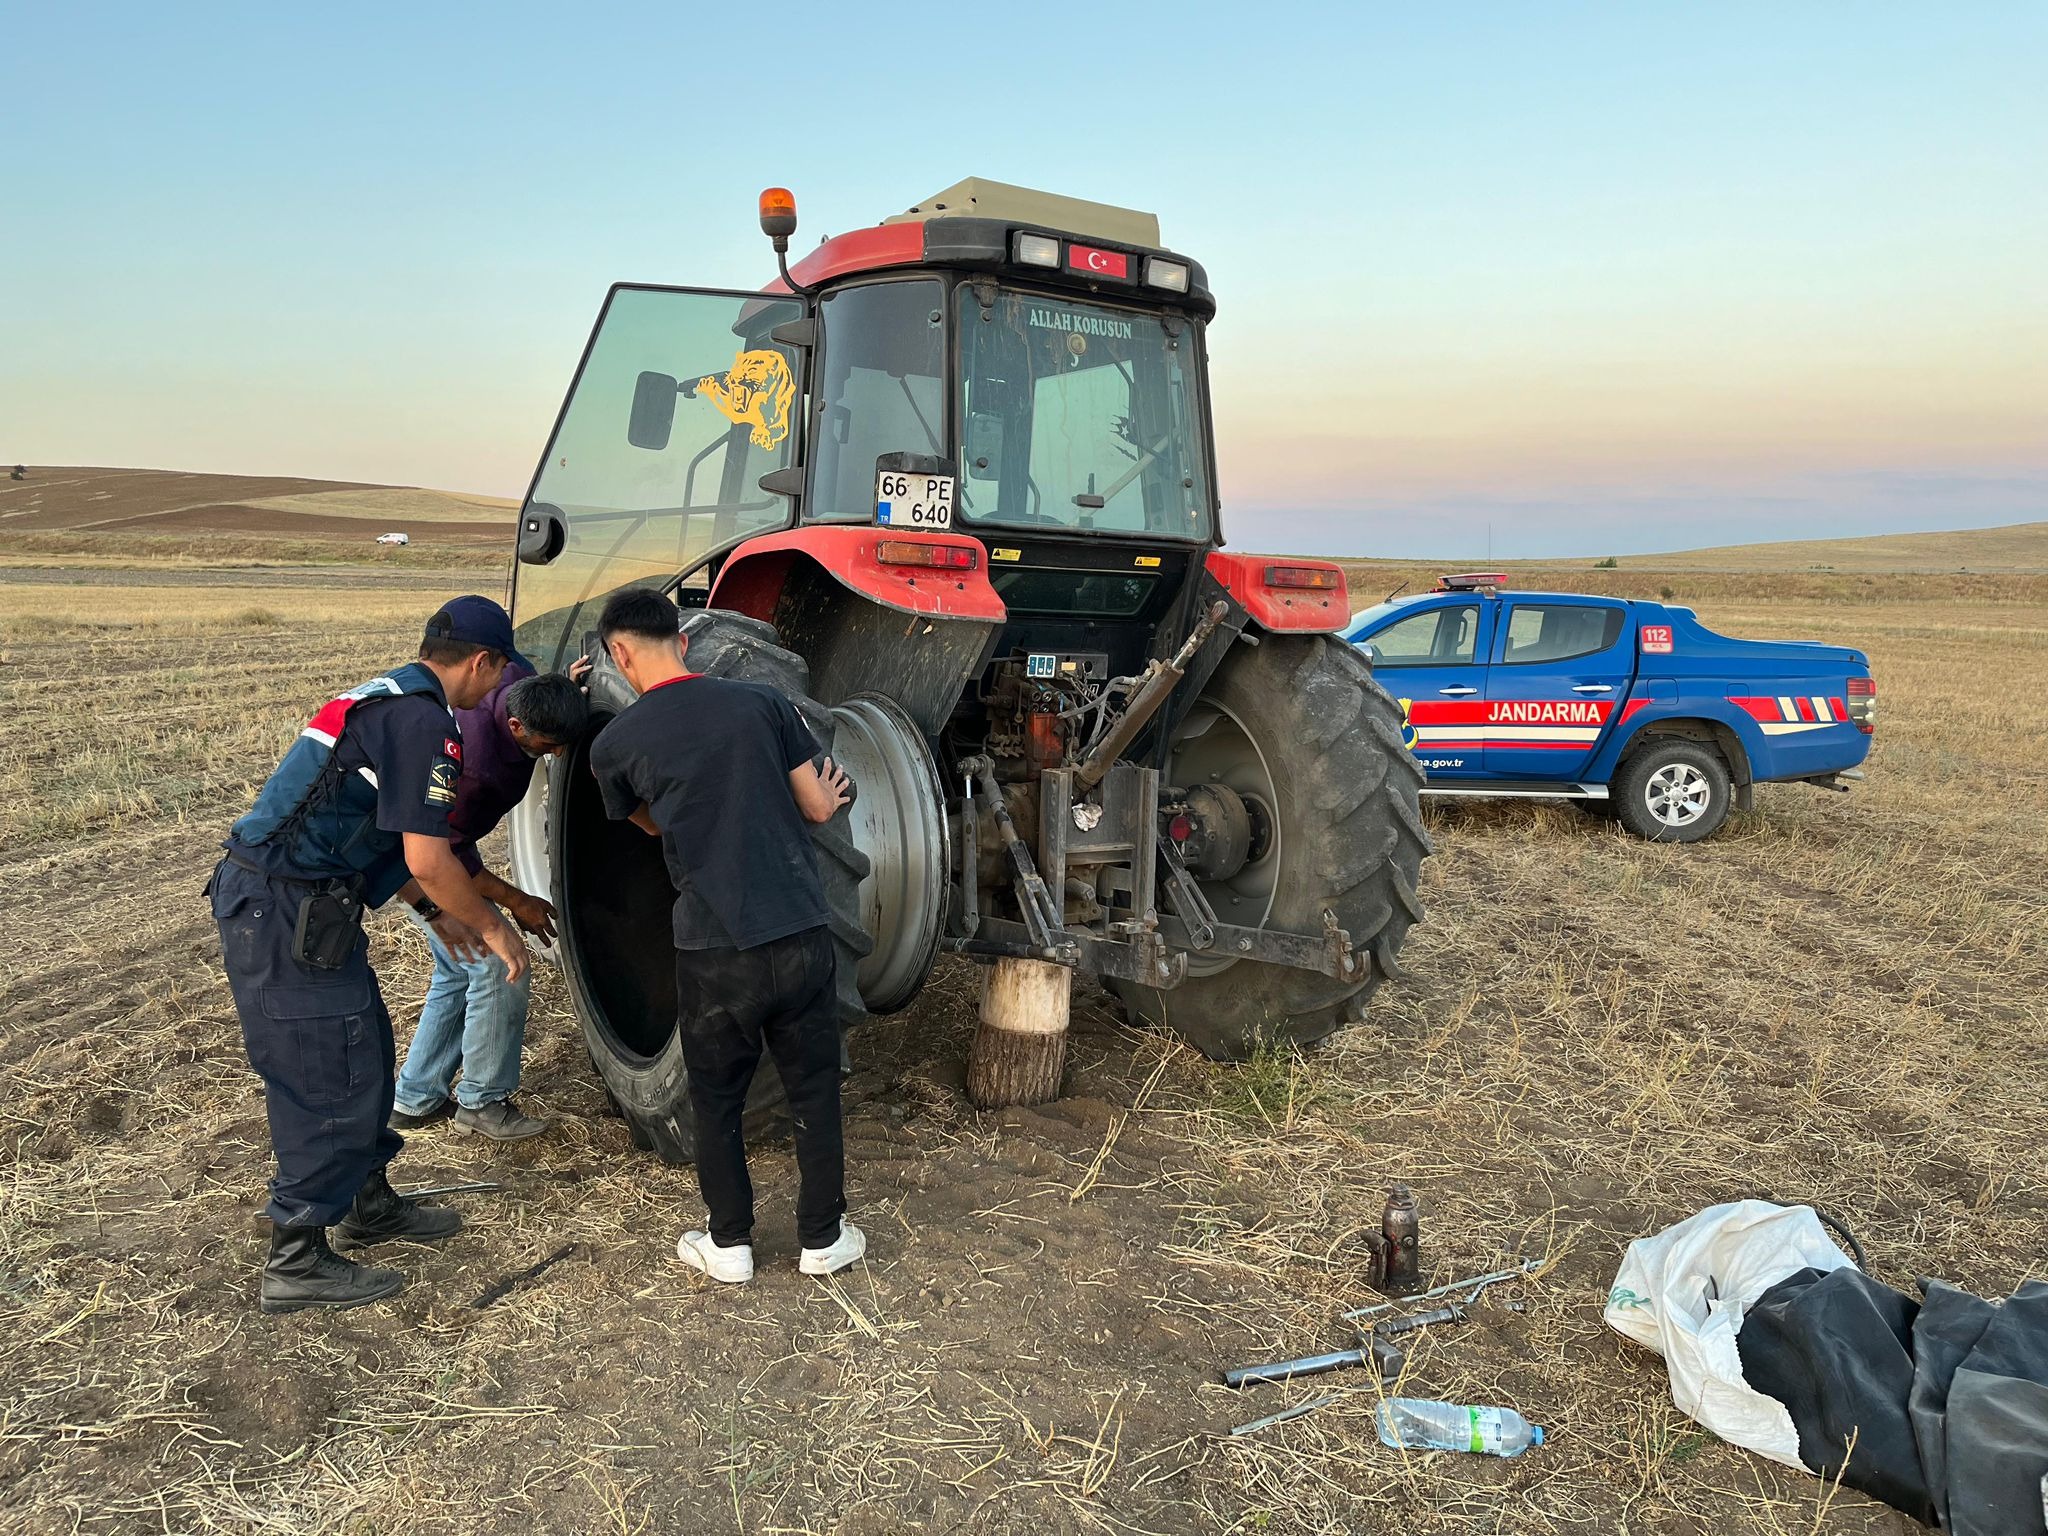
left=425, top=595, right=532, bottom=671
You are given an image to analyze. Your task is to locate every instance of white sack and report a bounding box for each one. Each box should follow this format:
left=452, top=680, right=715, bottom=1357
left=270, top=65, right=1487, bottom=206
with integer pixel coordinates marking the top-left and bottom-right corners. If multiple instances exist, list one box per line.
left=1605, top=1199, right=1855, bottom=1467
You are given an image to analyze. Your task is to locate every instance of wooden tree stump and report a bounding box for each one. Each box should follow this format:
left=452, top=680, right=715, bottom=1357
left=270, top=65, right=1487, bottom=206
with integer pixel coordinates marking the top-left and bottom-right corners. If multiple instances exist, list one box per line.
left=966, top=958, right=1071, bottom=1109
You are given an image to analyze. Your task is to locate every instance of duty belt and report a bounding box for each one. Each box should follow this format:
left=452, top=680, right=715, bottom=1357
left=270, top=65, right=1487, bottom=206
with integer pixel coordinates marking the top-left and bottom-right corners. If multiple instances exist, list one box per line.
left=220, top=849, right=367, bottom=900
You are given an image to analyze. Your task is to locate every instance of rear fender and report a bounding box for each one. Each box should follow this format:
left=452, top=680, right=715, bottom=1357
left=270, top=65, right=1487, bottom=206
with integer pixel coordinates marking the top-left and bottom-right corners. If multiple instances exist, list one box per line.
left=713, top=538, right=1001, bottom=737
left=711, top=525, right=1005, bottom=624
left=1608, top=708, right=1758, bottom=810
left=1204, top=552, right=1349, bottom=633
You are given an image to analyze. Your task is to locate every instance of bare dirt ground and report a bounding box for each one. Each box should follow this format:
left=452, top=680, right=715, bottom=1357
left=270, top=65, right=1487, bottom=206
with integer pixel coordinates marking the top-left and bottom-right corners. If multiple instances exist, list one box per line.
left=2, top=533, right=2045, bottom=1533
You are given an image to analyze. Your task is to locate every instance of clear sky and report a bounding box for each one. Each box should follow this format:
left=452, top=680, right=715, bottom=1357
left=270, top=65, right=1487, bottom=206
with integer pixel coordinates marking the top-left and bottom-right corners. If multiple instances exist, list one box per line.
left=6, top=3, right=2043, bottom=558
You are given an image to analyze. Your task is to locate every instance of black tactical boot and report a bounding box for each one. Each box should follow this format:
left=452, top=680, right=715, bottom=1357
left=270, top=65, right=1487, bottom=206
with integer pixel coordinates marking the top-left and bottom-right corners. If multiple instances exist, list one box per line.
left=333, top=1166, right=464, bottom=1248
left=260, top=1224, right=404, bottom=1314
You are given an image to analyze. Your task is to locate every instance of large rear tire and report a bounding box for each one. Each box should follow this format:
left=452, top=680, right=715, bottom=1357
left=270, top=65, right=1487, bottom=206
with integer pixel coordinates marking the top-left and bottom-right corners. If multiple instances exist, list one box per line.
left=1110, top=633, right=1430, bottom=1058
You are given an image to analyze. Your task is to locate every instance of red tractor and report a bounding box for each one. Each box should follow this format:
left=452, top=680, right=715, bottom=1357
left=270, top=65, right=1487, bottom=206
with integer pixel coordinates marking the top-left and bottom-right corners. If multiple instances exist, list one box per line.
left=507, top=180, right=1429, bottom=1160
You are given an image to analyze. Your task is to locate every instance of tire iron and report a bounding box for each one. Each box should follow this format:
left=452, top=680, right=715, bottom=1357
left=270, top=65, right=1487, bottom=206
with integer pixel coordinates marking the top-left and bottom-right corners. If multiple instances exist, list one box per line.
left=1223, top=1332, right=1405, bottom=1389
left=1341, top=1256, right=1542, bottom=1322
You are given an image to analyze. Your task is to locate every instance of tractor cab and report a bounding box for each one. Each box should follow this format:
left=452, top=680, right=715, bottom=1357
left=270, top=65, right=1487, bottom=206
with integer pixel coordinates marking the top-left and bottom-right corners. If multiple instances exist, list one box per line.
left=511, top=178, right=1220, bottom=677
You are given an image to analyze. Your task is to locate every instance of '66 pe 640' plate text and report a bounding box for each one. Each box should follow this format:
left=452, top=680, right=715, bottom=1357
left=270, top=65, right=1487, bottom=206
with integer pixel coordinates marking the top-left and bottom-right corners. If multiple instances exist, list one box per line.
left=875, top=472, right=954, bottom=530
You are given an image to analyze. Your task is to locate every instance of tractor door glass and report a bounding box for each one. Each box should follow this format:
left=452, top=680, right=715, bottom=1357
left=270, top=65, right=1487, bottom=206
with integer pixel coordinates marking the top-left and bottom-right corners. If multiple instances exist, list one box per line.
left=957, top=288, right=1211, bottom=540
left=509, top=286, right=805, bottom=671
left=811, top=279, right=946, bottom=521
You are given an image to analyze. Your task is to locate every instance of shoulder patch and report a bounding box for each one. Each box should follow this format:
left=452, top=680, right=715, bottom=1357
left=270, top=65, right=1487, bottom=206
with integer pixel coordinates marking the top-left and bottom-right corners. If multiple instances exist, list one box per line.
left=426, top=758, right=459, bottom=807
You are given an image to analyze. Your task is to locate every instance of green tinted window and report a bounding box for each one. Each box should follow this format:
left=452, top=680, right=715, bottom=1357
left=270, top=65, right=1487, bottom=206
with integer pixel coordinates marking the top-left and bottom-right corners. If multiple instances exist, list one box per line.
left=811, top=280, right=946, bottom=521
left=957, top=288, right=1210, bottom=540
left=511, top=286, right=804, bottom=670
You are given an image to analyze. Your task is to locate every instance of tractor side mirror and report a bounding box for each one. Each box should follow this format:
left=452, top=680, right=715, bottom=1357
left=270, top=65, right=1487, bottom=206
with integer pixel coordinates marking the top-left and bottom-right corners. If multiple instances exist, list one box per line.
left=517, top=503, right=567, bottom=566
left=628, top=371, right=679, bottom=451
left=965, top=411, right=1004, bottom=481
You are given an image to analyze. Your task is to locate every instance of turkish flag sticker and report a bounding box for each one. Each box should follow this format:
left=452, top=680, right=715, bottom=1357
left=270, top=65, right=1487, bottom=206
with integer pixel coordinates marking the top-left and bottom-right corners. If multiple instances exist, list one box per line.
left=1066, top=244, right=1131, bottom=281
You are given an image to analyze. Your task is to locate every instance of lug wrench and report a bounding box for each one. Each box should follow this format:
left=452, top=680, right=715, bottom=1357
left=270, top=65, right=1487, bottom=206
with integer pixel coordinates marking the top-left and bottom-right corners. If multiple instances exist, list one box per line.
left=1340, top=1256, right=1543, bottom=1322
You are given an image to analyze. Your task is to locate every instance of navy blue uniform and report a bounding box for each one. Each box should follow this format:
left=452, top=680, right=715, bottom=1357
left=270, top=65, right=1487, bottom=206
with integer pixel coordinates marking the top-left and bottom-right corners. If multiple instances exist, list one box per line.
left=211, top=663, right=460, bottom=1228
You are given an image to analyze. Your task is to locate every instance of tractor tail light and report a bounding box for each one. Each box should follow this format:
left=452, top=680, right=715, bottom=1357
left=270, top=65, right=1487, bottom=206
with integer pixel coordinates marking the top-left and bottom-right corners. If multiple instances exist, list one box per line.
left=877, top=539, right=979, bottom=572
left=1263, top=564, right=1342, bottom=591
left=1846, top=675, right=1876, bottom=733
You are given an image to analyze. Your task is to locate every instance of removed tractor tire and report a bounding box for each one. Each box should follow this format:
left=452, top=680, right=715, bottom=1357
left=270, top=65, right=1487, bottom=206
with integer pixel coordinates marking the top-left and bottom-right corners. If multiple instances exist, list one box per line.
left=549, top=609, right=944, bottom=1164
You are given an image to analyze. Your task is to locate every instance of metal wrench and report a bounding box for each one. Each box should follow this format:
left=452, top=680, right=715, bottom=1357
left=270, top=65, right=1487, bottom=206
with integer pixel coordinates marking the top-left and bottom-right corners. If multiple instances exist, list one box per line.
left=1341, top=1257, right=1542, bottom=1322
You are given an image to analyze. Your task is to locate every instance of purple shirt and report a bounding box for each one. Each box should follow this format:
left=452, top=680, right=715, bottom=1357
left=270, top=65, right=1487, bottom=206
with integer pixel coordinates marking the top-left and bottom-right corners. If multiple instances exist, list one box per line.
left=448, top=660, right=535, bottom=876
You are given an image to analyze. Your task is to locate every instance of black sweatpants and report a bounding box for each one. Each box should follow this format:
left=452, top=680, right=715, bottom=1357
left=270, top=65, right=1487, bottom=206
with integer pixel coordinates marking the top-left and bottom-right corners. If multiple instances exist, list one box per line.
left=209, top=858, right=401, bottom=1228
left=674, top=926, right=843, bottom=1249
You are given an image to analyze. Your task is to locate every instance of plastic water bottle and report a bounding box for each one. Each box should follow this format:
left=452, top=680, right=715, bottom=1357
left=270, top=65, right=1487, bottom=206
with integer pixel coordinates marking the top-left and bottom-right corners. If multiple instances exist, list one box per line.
left=1375, top=1397, right=1544, bottom=1458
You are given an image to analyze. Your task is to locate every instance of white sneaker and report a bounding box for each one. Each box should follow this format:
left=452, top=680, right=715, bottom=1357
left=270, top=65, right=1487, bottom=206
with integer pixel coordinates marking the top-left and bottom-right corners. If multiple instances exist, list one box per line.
left=675, top=1230, right=754, bottom=1284
left=799, top=1221, right=867, bottom=1276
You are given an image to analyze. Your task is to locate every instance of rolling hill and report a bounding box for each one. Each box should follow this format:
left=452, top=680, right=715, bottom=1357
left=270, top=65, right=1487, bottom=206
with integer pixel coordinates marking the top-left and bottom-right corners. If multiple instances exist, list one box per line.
left=0, top=467, right=515, bottom=549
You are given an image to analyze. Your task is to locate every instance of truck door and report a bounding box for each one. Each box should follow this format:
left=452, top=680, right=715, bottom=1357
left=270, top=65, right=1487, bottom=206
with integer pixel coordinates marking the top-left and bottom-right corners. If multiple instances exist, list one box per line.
left=1482, top=597, right=1633, bottom=780
left=1356, top=598, right=1491, bottom=779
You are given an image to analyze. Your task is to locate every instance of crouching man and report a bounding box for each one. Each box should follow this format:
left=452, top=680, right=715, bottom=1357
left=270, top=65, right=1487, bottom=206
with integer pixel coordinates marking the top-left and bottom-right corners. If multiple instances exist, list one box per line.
left=586, top=588, right=863, bottom=1282
left=391, top=667, right=587, bottom=1140
left=210, top=596, right=530, bottom=1313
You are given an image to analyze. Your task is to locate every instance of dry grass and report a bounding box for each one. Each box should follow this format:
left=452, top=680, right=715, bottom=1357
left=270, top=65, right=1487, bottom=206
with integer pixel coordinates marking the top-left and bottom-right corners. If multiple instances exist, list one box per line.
left=1, top=530, right=502, bottom=572
left=1330, top=559, right=2048, bottom=610
left=2, top=553, right=2043, bottom=1534
left=1575, top=520, right=2048, bottom=574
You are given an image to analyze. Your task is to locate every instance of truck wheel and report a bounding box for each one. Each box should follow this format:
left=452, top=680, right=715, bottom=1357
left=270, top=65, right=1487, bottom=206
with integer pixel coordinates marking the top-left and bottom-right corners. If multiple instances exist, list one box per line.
left=548, top=610, right=943, bottom=1163
left=1109, top=633, right=1431, bottom=1059
left=1612, top=738, right=1731, bottom=842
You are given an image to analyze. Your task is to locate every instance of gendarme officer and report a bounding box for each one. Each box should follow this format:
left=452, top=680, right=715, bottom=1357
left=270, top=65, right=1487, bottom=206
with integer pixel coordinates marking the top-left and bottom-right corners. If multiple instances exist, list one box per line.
left=210, top=596, right=532, bottom=1313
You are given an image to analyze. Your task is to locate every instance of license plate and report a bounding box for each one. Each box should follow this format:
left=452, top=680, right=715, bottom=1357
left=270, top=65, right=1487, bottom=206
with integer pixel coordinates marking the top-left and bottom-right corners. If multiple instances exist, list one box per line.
left=876, top=471, right=954, bottom=530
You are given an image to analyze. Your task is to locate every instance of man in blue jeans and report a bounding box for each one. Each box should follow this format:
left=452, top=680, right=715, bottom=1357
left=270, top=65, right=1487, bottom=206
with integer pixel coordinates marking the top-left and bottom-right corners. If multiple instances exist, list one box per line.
left=390, top=667, right=588, bottom=1139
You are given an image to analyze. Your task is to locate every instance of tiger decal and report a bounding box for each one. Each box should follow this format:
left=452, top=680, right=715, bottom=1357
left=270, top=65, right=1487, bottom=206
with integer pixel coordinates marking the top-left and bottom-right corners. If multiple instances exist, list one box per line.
left=696, top=349, right=796, bottom=450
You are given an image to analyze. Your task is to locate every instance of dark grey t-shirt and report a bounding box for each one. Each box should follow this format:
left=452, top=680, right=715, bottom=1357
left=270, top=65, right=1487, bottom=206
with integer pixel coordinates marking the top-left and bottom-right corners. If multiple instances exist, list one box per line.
left=588, top=675, right=829, bottom=951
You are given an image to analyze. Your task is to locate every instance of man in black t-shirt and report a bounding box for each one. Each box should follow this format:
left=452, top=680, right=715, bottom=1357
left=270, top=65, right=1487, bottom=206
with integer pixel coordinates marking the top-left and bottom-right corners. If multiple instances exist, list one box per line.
left=587, top=587, right=861, bottom=1283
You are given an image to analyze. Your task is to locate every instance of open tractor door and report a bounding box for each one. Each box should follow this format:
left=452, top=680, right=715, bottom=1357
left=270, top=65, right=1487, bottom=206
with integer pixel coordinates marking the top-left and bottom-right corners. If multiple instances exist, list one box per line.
left=506, top=180, right=1429, bottom=1161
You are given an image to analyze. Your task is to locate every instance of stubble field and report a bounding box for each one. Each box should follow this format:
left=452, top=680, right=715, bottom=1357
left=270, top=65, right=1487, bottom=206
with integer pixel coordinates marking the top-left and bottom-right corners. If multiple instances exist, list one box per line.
left=2, top=492, right=2045, bottom=1535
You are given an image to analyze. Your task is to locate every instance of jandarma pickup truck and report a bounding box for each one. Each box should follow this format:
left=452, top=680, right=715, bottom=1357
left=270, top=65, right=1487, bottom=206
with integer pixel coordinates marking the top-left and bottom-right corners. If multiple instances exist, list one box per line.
left=1345, top=575, right=1876, bottom=842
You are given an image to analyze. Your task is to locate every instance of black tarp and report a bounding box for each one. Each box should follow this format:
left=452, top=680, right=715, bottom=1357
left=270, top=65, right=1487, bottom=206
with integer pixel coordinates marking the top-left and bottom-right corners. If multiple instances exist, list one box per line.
left=1737, top=1269, right=2048, bottom=1534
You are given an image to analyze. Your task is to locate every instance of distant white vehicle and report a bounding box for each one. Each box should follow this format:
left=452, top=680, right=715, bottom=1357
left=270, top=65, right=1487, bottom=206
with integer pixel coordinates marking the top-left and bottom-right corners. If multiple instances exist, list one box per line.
left=376, top=532, right=411, bottom=546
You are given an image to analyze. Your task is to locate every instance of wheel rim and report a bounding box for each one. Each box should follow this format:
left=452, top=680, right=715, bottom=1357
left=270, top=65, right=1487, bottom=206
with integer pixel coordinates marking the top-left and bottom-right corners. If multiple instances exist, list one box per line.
left=1644, top=762, right=1712, bottom=828
left=830, top=694, right=948, bottom=1011
left=1165, top=699, right=1281, bottom=979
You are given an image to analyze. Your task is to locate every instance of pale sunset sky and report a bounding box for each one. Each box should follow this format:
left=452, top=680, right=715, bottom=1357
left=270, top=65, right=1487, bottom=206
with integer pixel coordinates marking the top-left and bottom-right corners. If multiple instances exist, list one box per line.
left=5, top=3, right=2042, bottom=558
